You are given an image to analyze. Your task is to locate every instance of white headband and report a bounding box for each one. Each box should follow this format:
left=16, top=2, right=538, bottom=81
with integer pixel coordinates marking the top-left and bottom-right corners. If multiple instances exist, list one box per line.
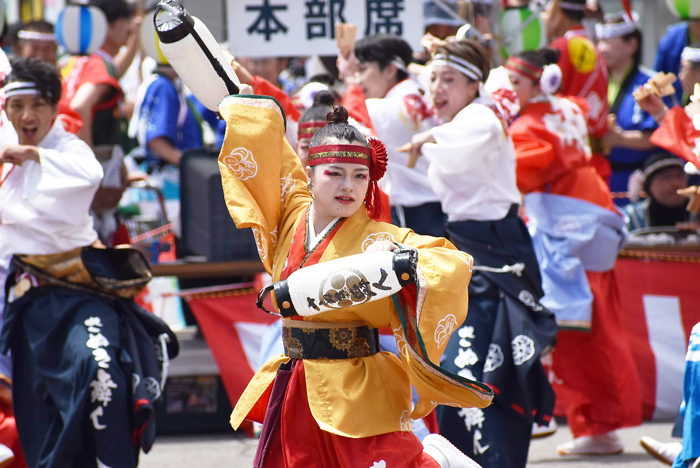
left=17, top=31, right=57, bottom=42
left=3, top=81, right=43, bottom=99
left=559, top=1, right=587, bottom=11
left=643, top=158, right=685, bottom=182
left=595, top=11, right=639, bottom=39
left=391, top=57, right=408, bottom=73
left=682, top=47, right=700, bottom=64
left=431, top=53, right=483, bottom=81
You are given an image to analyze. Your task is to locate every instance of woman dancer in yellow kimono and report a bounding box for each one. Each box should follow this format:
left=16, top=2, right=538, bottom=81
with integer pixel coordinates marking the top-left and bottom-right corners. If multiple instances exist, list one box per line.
left=218, top=83, right=491, bottom=467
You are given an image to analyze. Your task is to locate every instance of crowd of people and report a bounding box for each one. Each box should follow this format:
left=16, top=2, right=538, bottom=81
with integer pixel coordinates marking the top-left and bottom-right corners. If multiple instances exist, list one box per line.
left=1, top=0, right=700, bottom=467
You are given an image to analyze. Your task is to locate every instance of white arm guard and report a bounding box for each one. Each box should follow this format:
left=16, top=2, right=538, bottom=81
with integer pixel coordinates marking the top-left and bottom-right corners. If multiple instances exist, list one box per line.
left=257, top=249, right=418, bottom=317
left=155, top=0, right=240, bottom=111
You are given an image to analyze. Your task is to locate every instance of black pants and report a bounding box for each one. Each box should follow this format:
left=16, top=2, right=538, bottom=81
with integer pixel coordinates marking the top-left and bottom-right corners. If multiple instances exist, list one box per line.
left=9, top=288, right=137, bottom=468
left=391, top=202, right=446, bottom=237
left=437, top=205, right=550, bottom=468
left=437, top=295, right=532, bottom=468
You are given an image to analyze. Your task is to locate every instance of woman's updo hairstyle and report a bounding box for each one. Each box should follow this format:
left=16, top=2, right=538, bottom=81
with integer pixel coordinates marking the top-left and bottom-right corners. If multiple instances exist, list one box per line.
left=314, top=89, right=337, bottom=107
left=299, top=89, right=338, bottom=124
left=510, top=47, right=562, bottom=93
left=310, top=105, right=369, bottom=148
left=326, top=105, right=348, bottom=124
left=515, top=48, right=560, bottom=71
left=435, top=39, right=491, bottom=83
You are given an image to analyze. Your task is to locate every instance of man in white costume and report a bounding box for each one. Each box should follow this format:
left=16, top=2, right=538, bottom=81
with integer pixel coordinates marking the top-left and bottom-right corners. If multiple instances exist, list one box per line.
left=0, top=56, right=173, bottom=468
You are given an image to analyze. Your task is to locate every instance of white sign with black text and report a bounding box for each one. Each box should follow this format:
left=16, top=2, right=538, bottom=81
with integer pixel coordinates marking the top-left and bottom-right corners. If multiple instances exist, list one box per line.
left=226, top=0, right=423, bottom=58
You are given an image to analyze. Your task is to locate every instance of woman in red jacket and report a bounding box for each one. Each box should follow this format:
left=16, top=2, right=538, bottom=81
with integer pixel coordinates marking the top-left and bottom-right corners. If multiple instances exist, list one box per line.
left=506, top=47, right=641, bottom=457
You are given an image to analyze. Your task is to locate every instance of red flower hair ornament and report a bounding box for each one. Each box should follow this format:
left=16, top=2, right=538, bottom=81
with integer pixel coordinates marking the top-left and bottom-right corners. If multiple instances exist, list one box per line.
left=366, top=137, right=388, bottom=220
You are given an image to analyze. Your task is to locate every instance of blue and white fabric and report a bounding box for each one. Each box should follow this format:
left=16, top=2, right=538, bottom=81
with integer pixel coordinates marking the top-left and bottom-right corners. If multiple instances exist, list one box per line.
left=525, top=192, right=627, bottom=328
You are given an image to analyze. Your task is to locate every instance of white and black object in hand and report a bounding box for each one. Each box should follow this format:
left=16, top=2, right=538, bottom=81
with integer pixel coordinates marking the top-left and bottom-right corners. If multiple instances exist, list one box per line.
left=154, top=0, right=240, bottom=111
left=257, top=249, right=418, bottom=317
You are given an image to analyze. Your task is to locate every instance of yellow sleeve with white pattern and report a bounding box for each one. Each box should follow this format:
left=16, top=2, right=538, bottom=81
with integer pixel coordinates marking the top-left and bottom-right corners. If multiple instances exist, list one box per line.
left=218, top=95, right=311, bottom=274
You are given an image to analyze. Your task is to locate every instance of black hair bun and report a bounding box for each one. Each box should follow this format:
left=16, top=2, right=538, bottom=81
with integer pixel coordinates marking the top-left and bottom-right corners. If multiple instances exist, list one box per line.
left=542, top=47, right=561, bottom=66
left=326, top=105, right=349, bottom=125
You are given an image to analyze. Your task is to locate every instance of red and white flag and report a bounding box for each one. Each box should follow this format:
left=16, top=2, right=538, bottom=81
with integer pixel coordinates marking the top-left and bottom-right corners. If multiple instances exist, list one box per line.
left=650, top=106, right=700, bottom=171
left=185, top=289, right=278, bottom=433
left=616, top=257, right=700, bottom=420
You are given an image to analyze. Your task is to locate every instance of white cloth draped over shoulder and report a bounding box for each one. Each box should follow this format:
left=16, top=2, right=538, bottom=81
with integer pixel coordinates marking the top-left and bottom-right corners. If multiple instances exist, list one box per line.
left=0, top=119, right=103, bottom=257
left=421, top=94, right=521, bottom=222
left=365, top=79, right=439, bottom=207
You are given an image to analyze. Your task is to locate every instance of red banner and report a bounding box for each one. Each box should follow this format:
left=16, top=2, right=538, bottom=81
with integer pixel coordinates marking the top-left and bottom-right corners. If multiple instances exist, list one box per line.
left=185, top=291, right=277, bottom=433
left=616, top=257, right=700, bottom=420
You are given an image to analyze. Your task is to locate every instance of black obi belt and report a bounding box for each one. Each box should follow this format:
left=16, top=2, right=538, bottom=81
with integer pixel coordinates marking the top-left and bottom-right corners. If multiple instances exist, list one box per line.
left=282, top=320, right=380, bottom=360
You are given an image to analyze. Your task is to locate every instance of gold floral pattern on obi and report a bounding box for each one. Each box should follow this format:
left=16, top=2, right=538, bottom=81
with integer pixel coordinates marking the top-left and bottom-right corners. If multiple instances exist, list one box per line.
left=329, top=327, right=353, bottom=351
left=282, top=321, right=378, bottom=360
left=284, top=335, right=304, bottom=360
left=348, top=336, right=371, bottom=358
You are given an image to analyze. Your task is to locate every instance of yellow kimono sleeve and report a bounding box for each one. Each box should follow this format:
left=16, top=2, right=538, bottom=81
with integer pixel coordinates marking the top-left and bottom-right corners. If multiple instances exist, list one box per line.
left=218, top=95, right=311, bottom=273
left=391, top=232, right=494, bottom=418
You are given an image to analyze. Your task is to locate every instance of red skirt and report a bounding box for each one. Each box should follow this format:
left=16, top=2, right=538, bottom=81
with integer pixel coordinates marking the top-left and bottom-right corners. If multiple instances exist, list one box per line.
left=256, top=360, right=440, bottom=468
left=551, top=270, right=642, bottom=437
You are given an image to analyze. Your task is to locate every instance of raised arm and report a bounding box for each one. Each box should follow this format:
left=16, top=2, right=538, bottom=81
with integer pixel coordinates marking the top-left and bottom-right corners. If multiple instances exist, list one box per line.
left=217, top=91, right=311, bottom=273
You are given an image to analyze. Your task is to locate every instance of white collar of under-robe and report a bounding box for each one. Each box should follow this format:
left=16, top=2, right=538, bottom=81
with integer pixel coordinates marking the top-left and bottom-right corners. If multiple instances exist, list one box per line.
left=306, top=203, right=341, bottom=250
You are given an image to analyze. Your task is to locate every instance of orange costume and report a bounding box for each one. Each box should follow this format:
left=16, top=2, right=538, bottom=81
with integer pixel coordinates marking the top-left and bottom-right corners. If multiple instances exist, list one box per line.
left=509, top=94, right=642, bottom=438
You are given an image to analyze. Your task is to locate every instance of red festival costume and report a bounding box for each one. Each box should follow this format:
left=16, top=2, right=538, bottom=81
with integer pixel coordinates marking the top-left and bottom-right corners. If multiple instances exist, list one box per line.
left=58, top=51, right=122, bottom=130
left=550, top=26, right=611, bottom=179
left=510, top=96, right=642, bottom=438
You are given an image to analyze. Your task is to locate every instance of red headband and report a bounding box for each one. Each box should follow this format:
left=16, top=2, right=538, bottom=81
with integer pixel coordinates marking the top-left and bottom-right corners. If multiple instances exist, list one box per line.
left=505, top=57, right=543, bottom=83
left=308, top=139, right=388, bottom=220
left=308, top=144, right=372, bottom=166
left=298, top=121, right=326, bottom=140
